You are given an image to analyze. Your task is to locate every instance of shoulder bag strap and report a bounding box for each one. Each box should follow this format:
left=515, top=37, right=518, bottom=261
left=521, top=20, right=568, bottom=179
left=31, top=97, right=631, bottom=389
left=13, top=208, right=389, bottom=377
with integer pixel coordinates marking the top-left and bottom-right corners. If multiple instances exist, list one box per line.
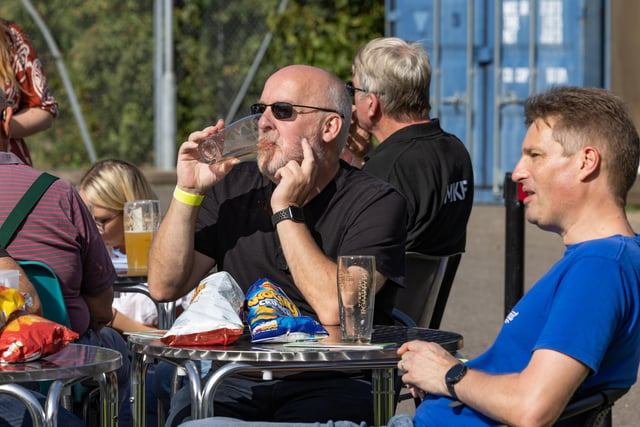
left=0, top=172, right=59, bottom=248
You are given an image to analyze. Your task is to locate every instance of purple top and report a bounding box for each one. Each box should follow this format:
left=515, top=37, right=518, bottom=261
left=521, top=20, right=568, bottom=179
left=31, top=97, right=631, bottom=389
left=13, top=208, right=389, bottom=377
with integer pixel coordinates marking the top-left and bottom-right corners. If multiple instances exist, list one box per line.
left=0, top=153, right=115, bottom=334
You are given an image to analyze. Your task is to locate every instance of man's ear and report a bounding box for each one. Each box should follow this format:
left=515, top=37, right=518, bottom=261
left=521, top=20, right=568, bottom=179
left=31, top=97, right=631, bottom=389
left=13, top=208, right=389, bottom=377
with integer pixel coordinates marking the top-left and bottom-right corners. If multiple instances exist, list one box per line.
left=579, top=145, right=600, bottom=181
left=368, top=93, right=383, bottom=122
left=321, top=114, right=343, bottom=143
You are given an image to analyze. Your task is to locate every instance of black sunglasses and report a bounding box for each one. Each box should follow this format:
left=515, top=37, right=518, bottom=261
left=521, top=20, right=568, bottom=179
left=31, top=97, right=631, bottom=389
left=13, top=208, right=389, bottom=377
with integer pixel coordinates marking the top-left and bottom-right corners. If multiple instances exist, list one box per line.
left=250, top=102, right=344, bottom=120
left=345, top=80, right=368, bottom=97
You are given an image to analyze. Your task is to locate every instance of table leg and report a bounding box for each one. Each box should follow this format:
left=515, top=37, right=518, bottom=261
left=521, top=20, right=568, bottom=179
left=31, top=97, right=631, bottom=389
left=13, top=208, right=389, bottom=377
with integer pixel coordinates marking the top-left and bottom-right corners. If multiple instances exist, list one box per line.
left=130, top=352, right=148, bottom=427
left=0, top=383, right=47, bottom=427
left=371, top=367, right=396, bottom=427
left=182, top=360, right=203, bottom=419
left=201, top=362, right=253, bottom=418
left=44, top=380, right=66, bottom=427
left=97, top=370, right=119, bottom=427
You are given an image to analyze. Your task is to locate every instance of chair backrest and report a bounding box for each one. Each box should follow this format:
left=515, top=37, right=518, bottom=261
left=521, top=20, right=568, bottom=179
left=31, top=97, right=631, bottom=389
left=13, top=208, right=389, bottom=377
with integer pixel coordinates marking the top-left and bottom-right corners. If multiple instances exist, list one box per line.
left=17, top=260, right=71, bottom=328
left=554, top=388, right=629, bottom=427
left=494, top=388, right=629, bottom=427
left=393, top=251, right=462, bottom=329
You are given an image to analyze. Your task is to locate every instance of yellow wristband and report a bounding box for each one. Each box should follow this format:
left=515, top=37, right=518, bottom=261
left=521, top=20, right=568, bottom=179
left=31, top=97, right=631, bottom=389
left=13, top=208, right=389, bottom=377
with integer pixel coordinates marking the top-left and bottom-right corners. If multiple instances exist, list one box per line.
left=173, top=187, right=205, bottom=206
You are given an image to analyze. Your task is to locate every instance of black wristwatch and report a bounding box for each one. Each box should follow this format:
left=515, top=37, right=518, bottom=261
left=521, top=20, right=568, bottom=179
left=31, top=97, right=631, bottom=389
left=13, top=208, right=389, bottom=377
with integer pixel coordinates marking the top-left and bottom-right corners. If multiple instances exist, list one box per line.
left=445, top=363, right=468, bottom=401
left=271, top=206, right=305, bottom=227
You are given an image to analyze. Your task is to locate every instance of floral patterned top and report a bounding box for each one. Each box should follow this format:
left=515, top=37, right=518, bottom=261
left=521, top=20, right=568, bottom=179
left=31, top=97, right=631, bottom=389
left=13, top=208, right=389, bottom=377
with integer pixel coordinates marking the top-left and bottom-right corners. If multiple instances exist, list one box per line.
left=2, top=19, right=58, bottom=166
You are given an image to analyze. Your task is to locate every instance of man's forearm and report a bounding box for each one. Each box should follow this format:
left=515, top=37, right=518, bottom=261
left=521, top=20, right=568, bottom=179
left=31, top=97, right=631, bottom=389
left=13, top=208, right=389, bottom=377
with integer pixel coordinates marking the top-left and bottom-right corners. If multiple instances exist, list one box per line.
left=276, top=220, right=340, bottom=324
left=148, top=198, right=202, bottom=302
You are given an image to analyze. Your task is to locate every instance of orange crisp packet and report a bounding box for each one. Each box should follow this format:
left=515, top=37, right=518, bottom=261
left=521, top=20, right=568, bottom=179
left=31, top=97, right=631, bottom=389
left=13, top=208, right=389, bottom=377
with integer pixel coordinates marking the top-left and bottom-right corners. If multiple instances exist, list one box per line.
left=0, top=314, right=79, bottom=363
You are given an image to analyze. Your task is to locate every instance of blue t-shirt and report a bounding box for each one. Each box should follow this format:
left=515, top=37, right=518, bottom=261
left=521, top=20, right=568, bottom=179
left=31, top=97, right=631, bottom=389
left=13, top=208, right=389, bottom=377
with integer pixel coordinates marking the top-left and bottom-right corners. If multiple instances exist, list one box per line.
left=415, top=235, right=640, bottom=427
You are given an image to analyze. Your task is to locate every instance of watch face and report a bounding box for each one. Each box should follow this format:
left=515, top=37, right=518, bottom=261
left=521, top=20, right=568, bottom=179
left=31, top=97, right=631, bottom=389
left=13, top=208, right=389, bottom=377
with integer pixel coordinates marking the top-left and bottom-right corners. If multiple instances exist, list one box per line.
left=447, top=364, right=467, bottom=384
left=289, top=206, right=304, bottom=222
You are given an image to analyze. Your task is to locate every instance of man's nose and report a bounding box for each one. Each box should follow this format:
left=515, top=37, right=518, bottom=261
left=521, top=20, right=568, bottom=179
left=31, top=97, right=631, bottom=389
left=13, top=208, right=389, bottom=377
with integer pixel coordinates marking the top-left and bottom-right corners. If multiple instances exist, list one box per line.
left=511, top=158, right=526, bottom=182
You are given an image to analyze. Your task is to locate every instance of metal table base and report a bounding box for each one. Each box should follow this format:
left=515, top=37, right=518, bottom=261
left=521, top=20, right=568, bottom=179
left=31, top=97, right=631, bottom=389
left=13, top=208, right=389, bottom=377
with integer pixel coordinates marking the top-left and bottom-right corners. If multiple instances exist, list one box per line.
left=128, top=325, right=462, bottom=427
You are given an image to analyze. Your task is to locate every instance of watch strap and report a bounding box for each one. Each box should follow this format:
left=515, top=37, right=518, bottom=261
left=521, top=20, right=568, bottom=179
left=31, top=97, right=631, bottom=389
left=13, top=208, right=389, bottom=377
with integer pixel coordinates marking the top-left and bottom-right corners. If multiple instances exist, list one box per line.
left=271, top=206, right=304, bottom=227
left=445, top=364, right=468, bottom=401
left=446, top=378, right=459, bottom=401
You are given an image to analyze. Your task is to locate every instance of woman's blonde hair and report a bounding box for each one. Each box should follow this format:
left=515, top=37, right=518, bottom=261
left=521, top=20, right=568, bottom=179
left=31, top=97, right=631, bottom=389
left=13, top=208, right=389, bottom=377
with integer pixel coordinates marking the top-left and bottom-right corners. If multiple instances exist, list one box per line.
left=78, top=158, right=157, bottom=211
left=0, top=20, right=20, bottom=94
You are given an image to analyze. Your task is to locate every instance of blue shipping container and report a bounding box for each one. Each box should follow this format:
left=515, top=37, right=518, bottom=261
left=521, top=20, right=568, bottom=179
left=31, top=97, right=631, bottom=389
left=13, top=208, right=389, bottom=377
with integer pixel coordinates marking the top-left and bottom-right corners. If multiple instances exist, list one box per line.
left=386, top=0, right=608, bottom=203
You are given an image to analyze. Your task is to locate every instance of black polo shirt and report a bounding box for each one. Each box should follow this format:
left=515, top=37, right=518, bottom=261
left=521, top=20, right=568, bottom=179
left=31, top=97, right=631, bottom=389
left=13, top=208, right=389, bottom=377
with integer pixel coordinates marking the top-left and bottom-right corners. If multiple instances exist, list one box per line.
left=194, top=161, right=407, bottom=325
left=363, top=120, right=474, bottom=256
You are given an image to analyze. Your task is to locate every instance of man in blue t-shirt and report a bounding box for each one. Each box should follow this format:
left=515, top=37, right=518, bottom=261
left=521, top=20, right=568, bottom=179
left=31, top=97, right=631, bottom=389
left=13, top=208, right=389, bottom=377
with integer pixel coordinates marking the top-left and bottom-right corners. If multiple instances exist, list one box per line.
left=400, top=86, right=640, bottom=427
left=181, top=86, right=640, bottom=427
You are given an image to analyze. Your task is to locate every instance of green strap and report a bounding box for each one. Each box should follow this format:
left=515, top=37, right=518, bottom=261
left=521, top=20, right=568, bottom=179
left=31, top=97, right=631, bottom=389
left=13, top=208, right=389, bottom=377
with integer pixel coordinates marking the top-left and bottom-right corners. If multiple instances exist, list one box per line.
left=0, top=172, right=59, bottom=248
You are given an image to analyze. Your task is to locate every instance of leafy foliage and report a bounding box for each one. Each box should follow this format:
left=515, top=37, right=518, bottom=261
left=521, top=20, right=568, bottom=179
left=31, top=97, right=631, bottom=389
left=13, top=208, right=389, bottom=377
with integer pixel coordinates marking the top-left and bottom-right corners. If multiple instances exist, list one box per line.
left=0, top=0, right=383, bottom=169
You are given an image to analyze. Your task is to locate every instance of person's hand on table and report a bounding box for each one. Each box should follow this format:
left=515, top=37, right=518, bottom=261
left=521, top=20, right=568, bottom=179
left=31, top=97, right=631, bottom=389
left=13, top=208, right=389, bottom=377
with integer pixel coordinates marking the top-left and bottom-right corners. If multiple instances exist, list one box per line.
left=271, top=138, right=317, bottom=212
left=176, top=119, right=239, bottom=195
left=397, top=339, right=461, bottom=398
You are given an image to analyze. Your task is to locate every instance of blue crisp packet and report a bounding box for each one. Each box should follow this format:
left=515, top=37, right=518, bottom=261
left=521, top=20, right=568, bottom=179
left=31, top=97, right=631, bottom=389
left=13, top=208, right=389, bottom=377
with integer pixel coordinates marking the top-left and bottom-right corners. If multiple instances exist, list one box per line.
left=246, top=278, right=328, bottom=343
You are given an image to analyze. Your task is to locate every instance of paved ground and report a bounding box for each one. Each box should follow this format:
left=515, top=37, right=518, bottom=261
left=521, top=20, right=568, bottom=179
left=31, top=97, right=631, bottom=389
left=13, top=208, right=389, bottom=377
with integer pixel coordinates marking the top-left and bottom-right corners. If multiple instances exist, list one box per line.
left=393, top=204, right=640, bottom=425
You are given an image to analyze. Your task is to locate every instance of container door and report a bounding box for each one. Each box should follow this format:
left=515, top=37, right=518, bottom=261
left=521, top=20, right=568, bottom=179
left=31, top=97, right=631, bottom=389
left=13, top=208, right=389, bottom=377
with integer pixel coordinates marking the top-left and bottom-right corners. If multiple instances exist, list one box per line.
left=386, top=0, right=606, bottom=203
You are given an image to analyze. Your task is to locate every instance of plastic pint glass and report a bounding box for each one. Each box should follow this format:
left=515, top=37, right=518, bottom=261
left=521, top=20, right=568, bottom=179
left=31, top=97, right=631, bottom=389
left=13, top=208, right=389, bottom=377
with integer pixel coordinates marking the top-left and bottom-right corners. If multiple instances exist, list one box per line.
left=337, top=255, right=376, bottom=343
left=123, top=200, right=161, bottom=274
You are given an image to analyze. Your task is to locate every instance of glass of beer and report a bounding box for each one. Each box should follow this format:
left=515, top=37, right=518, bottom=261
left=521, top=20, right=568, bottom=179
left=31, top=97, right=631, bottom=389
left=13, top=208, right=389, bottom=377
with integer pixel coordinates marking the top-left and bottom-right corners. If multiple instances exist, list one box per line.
left=198, top=114, right=262, bottom=164
left=123, top=199, right=161, bottom=274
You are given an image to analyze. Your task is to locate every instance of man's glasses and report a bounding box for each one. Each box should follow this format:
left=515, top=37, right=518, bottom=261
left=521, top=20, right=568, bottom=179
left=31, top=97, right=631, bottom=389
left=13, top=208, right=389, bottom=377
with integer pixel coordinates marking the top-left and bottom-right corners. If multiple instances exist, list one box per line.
left=250, top=102, right=344, bottom=120
left=345, top=80, right=368, bottom=97
left=345, top=80, right=384, bottom=97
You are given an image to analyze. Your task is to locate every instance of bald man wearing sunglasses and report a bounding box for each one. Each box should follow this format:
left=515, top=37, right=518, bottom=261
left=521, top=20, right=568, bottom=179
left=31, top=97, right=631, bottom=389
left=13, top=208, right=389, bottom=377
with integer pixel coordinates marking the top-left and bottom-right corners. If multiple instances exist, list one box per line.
left=148, top=65, right=407, bottom=425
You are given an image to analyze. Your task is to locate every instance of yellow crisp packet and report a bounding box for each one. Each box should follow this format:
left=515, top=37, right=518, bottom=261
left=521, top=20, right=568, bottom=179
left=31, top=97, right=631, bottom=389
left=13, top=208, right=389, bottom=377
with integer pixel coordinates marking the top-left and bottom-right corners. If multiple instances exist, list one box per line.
left=0, top=286, right=25, bottom=329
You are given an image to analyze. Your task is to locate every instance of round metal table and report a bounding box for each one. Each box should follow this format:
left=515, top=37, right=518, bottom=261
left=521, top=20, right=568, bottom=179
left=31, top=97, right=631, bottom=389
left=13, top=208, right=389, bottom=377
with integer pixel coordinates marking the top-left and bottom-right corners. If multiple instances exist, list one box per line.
left=128, top=325, right=463, bottom=427
left=0, top=343, right=122, bottom=427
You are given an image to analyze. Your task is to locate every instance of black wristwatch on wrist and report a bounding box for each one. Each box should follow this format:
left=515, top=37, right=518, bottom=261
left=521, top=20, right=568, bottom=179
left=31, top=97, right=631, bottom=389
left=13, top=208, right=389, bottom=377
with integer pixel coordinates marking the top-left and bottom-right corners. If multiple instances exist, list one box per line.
left=271, top=206, right=305, bottom=227
left=445, top=363, right=468, bottom=401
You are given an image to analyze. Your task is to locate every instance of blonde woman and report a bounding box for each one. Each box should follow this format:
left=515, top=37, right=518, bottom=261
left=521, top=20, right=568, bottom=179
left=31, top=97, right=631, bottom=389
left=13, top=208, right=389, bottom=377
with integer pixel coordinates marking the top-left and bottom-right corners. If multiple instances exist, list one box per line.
left=79, top=158, right=167, bottom=332
left=0, top=19, right=58, bottom=165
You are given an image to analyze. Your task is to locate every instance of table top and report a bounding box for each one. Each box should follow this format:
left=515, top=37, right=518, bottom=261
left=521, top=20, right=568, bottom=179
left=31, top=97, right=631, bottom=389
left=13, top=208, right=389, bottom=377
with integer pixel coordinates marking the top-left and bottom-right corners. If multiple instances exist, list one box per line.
left=127, top=325, right=463, bottom=364
left=0, top=344, right=122, bottom=383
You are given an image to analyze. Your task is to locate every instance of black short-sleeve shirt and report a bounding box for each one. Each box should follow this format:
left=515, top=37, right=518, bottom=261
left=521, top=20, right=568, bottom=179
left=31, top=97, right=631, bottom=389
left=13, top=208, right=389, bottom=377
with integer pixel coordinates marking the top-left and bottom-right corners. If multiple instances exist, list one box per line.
left=194, top=161, right=407, bottom=324
left=363, top=120, right=474, bottom=256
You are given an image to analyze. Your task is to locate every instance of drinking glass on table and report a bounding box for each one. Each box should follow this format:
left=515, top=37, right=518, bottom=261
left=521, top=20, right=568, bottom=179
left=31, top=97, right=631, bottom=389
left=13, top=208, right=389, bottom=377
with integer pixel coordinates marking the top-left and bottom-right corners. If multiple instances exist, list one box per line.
left=123, top=199, right=161, bottom=274
left=198, top=114, right=262, bottom=164
left=337, top=255, right=376, bottom=343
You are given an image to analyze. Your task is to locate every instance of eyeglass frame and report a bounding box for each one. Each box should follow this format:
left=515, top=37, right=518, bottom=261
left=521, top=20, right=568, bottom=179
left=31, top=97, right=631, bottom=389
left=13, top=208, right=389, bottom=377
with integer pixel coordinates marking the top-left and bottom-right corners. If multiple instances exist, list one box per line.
left=345, top=80, right=383, bottom=97
left=95, top=211, right=122, bottom=234
left=250, top=102, right=345, bottom=120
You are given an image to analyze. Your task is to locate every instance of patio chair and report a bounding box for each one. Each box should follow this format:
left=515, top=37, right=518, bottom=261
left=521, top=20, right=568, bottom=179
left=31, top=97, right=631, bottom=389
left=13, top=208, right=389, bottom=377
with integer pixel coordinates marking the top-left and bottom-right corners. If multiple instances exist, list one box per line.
left=392, top=252, right=462, bottom=407
left=17, top=260, right=99, bottom=424
left=392, top=252, right=462, bottom=329
left=496, top=387, right=629, bottom=427
left=17, top=260, right=71, bottom=328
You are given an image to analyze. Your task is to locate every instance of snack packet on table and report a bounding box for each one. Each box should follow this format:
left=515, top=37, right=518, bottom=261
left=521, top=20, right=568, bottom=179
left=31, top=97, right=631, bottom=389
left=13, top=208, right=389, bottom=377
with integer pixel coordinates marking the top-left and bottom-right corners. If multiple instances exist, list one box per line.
left=161, top=271, right=244, bottom=346
left=246, top=278, right=328, bottom=343
left=0, top=314, right=79, bottom=363
left=0, top=285, right=26, bottom=329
